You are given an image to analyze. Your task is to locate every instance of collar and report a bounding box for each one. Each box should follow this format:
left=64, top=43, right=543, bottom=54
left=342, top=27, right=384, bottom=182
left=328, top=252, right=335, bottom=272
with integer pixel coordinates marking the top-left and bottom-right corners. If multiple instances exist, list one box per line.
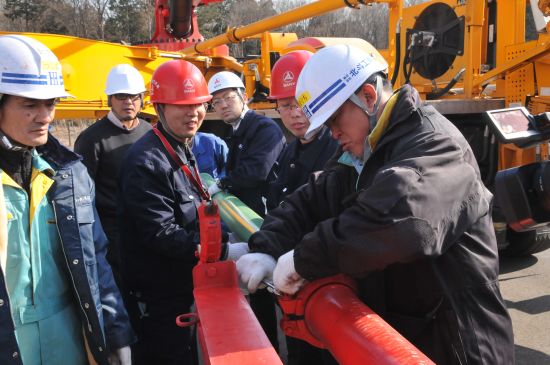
left=367, top=90, right=400, bottom=151
left=36, top=134, right=82, bottom=169
left=31, top=148, right=55, bottom=177
left=107, top=110, right=140, bottom=130
left=338, top=151, right=364, bottom=174
left=0, top=129, right=26, bottom=152
left=231, top=105, right=249, bottom=131
left=0, top=130, right=78, bottom=170
left=156, top=123, right=192, bottom=164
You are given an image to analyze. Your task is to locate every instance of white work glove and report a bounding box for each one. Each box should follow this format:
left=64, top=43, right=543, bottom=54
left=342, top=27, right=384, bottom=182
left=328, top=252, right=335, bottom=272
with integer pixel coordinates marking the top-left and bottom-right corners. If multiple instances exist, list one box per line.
left=226, top=242, right=249, bottom=261
left=273, top=250, right=306, bottom=295
left=108, top=346, right=131, bottom=365
left=208, top=181, right=222, bottom=196
left=236, top=253, right=276, bottom=293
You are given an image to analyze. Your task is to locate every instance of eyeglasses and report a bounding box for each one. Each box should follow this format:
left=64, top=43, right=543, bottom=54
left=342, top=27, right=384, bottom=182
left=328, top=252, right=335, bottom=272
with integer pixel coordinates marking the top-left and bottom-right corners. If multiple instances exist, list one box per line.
left=211, top=94, right=238, bottom=108
left=276, top=103, right=301, bottom=113
left=113, top=93, right=142, bottom=102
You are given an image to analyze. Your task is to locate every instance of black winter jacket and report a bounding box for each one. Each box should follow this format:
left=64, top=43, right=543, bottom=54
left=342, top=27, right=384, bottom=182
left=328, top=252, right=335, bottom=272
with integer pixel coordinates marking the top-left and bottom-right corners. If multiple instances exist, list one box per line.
left=221, top=110, right=285, bottom=216
left=74, top=116, right=151, bottom=278
left=266, top=126, right=338, bottom=210
left=117, top=124, right=200, bottom=301
left=250, top=85, right=514, bottom=364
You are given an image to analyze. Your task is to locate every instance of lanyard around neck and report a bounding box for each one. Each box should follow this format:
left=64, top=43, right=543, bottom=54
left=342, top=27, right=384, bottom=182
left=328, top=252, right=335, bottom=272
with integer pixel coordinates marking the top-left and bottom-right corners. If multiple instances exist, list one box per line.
left=152, top=126, right=210, bottom=201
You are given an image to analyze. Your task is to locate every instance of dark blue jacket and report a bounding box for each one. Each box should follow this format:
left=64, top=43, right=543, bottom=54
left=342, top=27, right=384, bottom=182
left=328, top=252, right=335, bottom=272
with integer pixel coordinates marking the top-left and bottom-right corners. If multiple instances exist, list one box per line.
left=117, top=124, right=201, bottom=301
left=221, top=110, right=285, bottom=216
left=0, top=135, right=134, bottom=365
left=192, top=132, right=228, bottom=179
left=266, top=126, right=338, bottom=210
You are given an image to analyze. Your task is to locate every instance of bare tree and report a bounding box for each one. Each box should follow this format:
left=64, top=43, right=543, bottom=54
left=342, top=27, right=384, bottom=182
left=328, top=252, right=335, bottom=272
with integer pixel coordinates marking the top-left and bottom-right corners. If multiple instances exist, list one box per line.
left=90, top=0, right=110, bottom=39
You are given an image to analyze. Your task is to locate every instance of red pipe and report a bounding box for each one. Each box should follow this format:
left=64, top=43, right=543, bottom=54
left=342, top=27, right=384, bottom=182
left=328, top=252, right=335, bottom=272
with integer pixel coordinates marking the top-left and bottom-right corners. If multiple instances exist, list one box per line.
left=279, top=276, right=435, bottom=365
left=179, top=261, right=282, bottom=365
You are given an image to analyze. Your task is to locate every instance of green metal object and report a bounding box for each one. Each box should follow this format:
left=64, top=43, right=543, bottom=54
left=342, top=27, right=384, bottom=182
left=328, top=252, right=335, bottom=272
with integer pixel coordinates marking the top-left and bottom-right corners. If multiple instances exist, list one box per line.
left=201, top=173, right=263, bottom=241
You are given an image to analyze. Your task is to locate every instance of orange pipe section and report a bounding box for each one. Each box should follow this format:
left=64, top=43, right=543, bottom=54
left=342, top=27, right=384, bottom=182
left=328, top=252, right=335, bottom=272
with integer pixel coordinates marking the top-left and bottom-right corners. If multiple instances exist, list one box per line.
left=280, top=276, right=434, bottom=365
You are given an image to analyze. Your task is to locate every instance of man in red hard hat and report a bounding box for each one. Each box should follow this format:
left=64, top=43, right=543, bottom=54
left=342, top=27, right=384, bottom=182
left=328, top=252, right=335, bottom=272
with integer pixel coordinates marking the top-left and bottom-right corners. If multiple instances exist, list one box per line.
left=118, top=60, right=249, bottom=364
left=265, top=50, right=338, bottom=211
left=238, top=50, right=339, bottom=365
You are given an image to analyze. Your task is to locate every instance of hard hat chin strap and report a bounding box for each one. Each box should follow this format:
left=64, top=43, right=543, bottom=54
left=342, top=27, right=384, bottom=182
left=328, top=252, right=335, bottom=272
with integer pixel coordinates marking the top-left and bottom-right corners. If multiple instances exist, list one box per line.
left=154, top=104, right=179, bottom=142
left=347, top=76, right=383, bottom=162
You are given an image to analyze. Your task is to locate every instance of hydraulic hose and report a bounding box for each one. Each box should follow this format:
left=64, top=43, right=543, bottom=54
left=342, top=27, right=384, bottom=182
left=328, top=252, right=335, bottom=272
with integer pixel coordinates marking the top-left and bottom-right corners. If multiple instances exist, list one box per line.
left=391, top=19, right=401, bottom=87
left=426, top=67, right=465, bottom=100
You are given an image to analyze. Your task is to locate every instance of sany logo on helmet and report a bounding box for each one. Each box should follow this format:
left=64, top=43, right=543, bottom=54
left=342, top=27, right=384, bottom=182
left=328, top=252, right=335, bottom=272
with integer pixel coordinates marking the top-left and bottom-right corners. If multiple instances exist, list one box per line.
left=150, top=79, right=160, bottom=97
left=282, top=71, right=295, bottom=88
left=149, top=60, right=211, bottom=105
left=183, top=79, right=195, bottom=93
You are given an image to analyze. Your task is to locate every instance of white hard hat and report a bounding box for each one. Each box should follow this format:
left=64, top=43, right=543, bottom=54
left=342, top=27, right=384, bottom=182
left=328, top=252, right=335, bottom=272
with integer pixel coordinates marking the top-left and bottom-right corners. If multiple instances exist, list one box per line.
left=105, top=64, right=146, bottom=95
left=207, top=71, right=245, bottom=95
left=296, top=44, right=388, bottom=139
left=0, top=34, right=73, bottom=100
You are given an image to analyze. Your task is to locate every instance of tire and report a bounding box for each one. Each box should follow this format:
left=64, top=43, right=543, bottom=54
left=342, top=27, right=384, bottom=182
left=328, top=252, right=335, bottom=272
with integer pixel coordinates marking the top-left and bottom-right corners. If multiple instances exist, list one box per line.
left=502, top=226, right=550, bottom=257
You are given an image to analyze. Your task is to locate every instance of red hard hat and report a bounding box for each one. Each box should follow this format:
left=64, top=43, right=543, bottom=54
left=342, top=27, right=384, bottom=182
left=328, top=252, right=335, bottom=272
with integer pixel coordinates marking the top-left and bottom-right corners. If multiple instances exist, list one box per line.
left=269, top=50, right=313, bottom=100
left=150, top=60, right=212, bottom=104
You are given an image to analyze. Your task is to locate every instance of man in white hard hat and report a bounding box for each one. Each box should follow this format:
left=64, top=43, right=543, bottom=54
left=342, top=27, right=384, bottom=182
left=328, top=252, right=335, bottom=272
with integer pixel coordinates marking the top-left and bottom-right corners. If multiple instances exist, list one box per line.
left=74, top=64, right=151, bottom=287
left=207, top=71, right=285, bottom=217
left=237, top=44, right=514, bottom=364
left=0, top=35, right=133, bottom=365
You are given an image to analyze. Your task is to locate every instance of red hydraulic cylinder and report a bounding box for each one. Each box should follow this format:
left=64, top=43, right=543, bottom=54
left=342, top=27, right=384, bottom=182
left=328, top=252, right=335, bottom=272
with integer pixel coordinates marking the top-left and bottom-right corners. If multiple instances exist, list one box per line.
left=279, top=275, right=435, bottom=365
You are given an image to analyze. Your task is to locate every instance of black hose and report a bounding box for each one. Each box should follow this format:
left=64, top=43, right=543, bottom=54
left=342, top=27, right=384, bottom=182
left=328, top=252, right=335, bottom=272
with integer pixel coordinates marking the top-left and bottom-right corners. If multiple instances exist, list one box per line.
left=426, top=67, right=465, bottom=100
left=484, top=134, right=498, bottom=187
left=402, top=45, right=413, bottom=84
left=391, top=21, right=401, bottom=87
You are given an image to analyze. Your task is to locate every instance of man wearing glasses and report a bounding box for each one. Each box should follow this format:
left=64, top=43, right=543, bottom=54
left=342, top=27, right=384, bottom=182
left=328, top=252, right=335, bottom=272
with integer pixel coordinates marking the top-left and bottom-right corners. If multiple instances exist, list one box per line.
left=265, top=51, right=338, bottom=212
left=207, top=71, right=285, bottom=218
left=74, top=64, right=151, bottom=287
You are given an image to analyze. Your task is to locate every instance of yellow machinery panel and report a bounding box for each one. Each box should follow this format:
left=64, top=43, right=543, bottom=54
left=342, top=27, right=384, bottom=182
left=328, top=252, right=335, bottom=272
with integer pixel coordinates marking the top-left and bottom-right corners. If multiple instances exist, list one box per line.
left=0, top=31, right=235, bottom=120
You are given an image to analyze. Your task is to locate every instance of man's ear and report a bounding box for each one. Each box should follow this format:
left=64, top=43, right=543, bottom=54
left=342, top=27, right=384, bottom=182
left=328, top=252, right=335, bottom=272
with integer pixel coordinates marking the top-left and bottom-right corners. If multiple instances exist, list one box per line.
left=360, top=83, right=377, bottom=109
left=241, top=91, right=249, bottom=104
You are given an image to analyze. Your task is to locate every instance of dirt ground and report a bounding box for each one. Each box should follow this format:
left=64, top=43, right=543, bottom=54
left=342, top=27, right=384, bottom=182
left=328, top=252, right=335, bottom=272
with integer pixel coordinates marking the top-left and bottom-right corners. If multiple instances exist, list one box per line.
left=49, top=120, right=94, bottom=149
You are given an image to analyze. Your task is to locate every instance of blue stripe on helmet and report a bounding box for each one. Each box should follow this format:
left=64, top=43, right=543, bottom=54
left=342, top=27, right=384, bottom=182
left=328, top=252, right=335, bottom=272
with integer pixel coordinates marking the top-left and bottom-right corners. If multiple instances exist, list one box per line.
left=1, top=78, right=48, bottom=85
left=310, top=81, right=346, bottom=114
left=309, top=79, right=344, bottom=110
left=2, top=72, right=47, bottom=80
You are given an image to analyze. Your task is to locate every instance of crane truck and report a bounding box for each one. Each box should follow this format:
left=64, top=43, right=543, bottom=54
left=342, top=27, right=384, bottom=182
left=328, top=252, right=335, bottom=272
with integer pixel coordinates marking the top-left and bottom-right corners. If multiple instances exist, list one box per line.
left=2, top=1, right=550, bottom=252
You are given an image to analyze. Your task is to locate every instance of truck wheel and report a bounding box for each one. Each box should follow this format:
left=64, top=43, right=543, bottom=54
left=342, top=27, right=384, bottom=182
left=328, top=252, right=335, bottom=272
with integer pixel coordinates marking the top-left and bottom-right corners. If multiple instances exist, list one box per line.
left=502, top=227, right=550, bottom=257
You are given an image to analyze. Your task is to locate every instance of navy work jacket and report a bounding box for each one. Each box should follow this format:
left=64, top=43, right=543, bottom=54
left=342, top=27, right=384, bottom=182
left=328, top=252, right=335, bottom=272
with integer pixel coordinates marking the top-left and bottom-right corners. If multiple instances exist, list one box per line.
left=117, top=123, right=201, bottom=302
left=221, top=110, right=285, bottom=216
